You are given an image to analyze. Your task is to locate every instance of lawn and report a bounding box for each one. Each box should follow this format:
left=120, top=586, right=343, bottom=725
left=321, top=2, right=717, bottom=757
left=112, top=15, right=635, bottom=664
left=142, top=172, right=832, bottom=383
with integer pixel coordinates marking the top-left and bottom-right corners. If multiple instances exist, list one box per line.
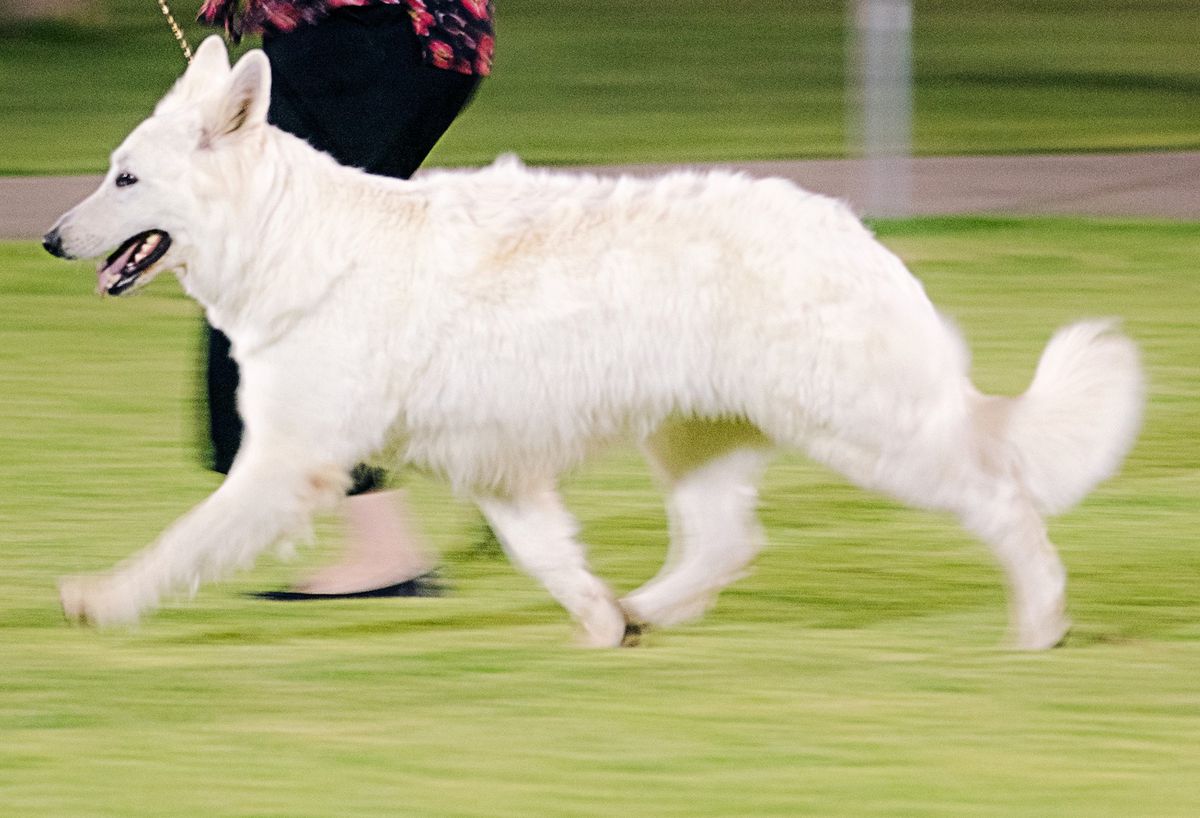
left=1, top=217, right=1198, bottom=816
left=0, top=0, right=1197, bottom=174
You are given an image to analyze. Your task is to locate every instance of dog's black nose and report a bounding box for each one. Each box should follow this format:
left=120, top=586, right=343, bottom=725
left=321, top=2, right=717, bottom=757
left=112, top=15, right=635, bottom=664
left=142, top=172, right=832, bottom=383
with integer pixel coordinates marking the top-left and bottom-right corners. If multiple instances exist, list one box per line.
left=42, top=228, right=67, bottom=258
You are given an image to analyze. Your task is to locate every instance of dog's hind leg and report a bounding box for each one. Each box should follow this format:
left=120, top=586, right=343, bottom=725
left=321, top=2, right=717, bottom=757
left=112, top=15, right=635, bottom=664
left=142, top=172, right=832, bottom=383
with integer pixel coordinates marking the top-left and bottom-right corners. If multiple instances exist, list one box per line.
left=475, top=487, right=628, bottom=647
left=957, top=481, right=1070, bottom=650
left=59, top=448, right=346, bottom=627
left=620, top=418, right=770, bottom=630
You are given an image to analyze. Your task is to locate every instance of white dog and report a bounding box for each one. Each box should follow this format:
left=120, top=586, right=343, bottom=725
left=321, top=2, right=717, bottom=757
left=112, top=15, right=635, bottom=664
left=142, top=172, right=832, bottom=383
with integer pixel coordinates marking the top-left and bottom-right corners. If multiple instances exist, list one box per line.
left=45, top=37, right=1143, bottom=649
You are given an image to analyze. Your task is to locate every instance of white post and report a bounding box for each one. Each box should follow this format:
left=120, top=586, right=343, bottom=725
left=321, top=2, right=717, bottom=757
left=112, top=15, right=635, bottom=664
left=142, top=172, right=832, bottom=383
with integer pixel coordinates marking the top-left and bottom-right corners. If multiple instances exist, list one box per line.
left=848, top=0, right=913, bottom=217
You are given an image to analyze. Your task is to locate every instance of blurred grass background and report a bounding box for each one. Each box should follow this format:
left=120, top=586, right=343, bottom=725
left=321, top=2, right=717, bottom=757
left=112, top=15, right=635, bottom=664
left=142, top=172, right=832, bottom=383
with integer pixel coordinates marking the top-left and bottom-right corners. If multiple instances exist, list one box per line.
left=1, top=0, right=1198, bottom=173
left=2, top=218, right=1199, bottom=816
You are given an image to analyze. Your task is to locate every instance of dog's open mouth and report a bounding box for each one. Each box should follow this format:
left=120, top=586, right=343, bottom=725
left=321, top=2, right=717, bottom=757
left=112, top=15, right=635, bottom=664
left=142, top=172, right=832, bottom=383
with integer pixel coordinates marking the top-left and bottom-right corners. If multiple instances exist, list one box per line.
left=97, top=230, right=172, bottom=296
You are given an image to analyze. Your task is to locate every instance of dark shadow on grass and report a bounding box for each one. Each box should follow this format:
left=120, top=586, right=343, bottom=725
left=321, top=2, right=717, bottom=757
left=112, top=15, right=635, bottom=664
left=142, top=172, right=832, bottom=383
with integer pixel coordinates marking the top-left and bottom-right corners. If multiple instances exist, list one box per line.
left=148, top=604, right=561, bottom=646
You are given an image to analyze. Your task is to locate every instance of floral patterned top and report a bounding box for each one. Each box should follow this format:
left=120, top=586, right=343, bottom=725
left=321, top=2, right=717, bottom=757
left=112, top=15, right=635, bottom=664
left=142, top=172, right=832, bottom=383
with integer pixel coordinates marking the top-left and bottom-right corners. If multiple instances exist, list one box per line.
left=197, top=0, right=494, bottom=76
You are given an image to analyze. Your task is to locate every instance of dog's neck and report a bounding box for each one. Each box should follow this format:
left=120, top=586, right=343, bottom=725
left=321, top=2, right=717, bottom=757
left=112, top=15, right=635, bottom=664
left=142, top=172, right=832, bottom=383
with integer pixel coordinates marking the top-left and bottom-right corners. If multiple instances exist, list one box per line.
left=182, top=127, right=427, bottom=355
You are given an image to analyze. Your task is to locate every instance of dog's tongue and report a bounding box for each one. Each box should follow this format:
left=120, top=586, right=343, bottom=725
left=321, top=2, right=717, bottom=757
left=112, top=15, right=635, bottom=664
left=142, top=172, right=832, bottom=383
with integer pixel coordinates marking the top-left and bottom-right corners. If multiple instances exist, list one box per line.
left=97, top=243, right=137, bottom=293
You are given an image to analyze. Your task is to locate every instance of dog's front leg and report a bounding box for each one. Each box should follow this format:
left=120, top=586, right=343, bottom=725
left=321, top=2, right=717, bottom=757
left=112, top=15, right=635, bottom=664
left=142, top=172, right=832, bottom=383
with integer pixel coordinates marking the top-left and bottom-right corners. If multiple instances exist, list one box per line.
left=59, top=449, right=347, bottom=627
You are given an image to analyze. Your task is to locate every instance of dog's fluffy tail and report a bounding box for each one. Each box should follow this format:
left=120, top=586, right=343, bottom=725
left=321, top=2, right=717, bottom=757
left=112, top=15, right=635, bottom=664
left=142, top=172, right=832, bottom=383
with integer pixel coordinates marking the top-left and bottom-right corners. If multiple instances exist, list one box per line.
left=984, top=320, right=1144, bottom=516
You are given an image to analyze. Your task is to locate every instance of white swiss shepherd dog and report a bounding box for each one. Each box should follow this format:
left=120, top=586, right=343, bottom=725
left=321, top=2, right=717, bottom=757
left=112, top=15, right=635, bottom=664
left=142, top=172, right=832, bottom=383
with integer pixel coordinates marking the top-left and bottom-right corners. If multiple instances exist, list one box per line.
left=46, top=38, right=1143, bottom=649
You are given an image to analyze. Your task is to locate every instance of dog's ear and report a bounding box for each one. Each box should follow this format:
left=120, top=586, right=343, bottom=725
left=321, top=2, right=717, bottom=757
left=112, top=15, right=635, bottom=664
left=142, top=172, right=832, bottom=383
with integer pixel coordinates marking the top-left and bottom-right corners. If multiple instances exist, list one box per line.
left=202, top=49, right=272, bottom=146
left=157, top=36, right=231, bottom=113
left=191, top=35, right=233, bottom=80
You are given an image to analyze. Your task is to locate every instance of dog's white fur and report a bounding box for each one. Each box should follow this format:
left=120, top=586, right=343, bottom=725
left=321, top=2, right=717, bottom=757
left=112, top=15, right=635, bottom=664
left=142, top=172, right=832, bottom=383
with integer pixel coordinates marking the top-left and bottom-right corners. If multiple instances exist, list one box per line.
left=49, top=38, right=1144, bottom=648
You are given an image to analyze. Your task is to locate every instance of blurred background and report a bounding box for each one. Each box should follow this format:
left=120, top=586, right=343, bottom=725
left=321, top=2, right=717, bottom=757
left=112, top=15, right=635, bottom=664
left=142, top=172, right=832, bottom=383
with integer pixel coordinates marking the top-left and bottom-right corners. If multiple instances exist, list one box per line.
left=0, top=3, right=1198, bottom=817
left=1, top=0, right=1197, bottom=172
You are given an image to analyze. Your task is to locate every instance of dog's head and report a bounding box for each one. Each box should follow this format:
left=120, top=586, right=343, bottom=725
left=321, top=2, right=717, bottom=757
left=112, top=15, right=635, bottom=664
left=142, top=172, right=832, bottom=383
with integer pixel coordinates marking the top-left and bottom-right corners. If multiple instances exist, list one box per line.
left=43, top=37, right=271, bottom=297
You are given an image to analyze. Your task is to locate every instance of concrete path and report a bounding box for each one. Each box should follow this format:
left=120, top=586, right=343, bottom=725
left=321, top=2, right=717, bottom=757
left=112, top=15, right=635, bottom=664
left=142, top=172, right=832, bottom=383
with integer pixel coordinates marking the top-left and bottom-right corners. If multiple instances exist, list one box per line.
left=3, top=150, right=1197, bottom=240
left=598, top=151, right=1200, bottom=222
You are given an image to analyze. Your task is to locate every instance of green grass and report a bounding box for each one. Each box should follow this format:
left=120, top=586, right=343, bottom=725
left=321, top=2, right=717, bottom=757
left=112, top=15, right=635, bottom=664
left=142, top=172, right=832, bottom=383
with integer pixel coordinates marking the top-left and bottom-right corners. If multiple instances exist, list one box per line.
left=1, top=217, right=1199, bottom=816
left=1, top=0, right=1198, bottom=174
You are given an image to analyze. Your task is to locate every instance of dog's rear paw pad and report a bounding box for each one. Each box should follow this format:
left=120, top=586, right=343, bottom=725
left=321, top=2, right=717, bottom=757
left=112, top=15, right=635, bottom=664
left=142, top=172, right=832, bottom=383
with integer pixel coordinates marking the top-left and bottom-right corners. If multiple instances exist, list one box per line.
left=621, top=621, right=646, bottom=647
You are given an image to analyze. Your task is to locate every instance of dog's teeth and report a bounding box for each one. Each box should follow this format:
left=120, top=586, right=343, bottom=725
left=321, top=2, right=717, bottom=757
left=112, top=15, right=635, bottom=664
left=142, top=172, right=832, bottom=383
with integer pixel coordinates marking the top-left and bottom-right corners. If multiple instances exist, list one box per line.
left=137, top=235, right=160, bottom=259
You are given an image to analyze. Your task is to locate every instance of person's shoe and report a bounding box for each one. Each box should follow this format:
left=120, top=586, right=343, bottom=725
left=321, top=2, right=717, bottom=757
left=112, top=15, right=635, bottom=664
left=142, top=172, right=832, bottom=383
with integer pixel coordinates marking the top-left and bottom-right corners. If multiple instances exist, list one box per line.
left=250, top=571, right=443, bottom=601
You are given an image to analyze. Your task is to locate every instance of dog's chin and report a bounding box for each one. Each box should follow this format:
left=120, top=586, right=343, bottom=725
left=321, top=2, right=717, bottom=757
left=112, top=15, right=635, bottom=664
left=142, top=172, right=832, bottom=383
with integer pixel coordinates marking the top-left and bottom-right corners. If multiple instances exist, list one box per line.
left=96, top=230, right=172, bottom=297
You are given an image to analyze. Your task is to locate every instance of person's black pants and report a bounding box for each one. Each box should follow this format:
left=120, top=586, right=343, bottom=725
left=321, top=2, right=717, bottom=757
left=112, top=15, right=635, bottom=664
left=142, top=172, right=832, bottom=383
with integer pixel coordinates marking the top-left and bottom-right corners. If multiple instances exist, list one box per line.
left=204, top=6, right=480, bottom=492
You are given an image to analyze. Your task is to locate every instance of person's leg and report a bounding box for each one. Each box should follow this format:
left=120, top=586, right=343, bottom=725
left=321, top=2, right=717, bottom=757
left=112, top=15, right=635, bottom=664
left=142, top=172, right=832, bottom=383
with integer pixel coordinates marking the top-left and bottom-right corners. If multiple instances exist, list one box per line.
left=288, top=488, right=437, bottom=595
left=238, top=8, right=480, bottom=595
left=203, top=323, right=241, bottom=476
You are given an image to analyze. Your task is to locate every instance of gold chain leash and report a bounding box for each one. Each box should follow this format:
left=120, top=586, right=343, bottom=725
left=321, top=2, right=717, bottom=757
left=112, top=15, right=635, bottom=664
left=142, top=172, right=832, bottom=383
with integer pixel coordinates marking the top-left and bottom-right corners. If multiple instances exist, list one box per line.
left=156, top=0, right=194, bottom=63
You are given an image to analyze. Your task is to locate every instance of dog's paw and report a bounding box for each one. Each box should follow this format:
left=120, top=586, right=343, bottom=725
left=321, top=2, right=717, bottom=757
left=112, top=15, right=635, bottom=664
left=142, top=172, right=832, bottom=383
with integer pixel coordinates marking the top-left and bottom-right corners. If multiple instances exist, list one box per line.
left=59, top=574, right=143, bottom=628
left=1009, top=591, right=1071, bottom=651
left=1012, top=613, right=1072, bottom=651
left=572, top=595, right=630, bottom=649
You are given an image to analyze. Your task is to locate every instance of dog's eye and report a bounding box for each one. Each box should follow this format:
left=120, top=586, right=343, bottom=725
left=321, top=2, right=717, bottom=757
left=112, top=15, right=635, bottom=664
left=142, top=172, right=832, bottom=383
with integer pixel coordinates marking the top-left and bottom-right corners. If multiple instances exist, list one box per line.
left=115, top=172, right=138, bottom=188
